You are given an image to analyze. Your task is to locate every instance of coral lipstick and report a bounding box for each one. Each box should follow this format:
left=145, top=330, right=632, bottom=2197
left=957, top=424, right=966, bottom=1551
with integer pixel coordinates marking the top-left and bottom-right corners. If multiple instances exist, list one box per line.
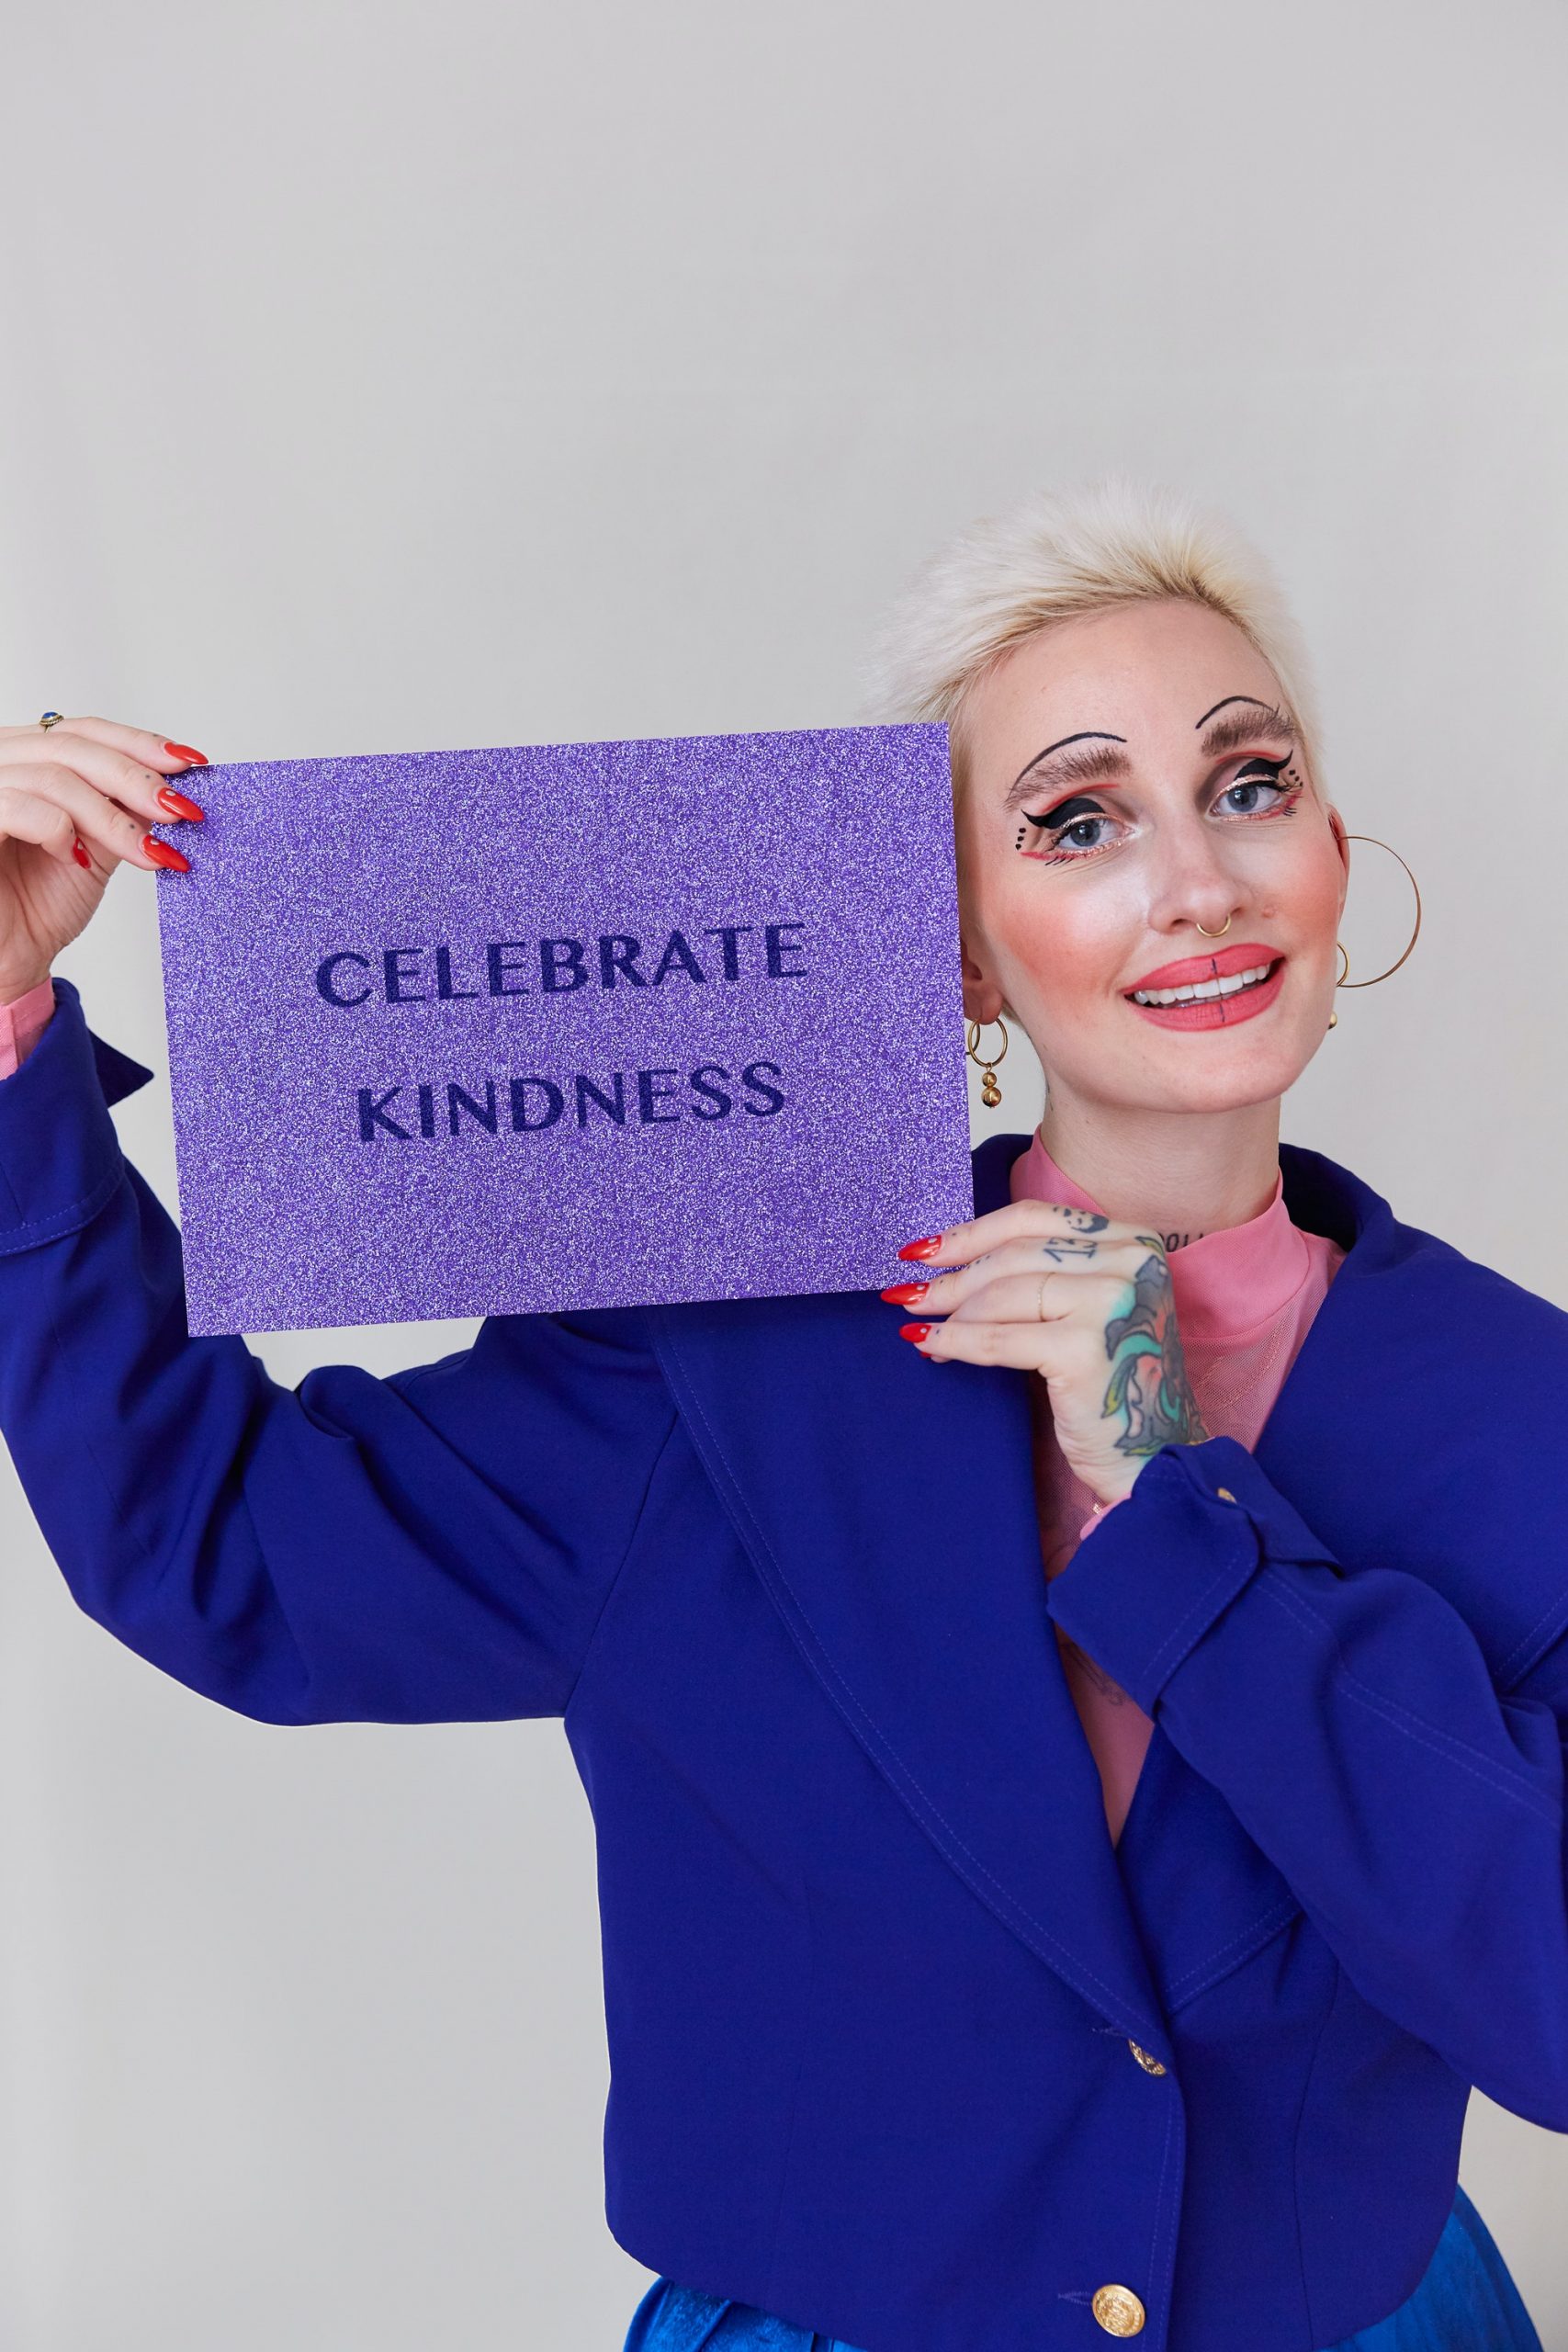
left=1125, top=941, right=1280, bottom=991
left=1122, top=941, right=1287, bottom=1032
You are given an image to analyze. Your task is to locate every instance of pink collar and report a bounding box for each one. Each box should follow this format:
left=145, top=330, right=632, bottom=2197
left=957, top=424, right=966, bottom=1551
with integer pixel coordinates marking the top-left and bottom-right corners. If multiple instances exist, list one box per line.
left=1009, top=1130, right=1314, bottom=1347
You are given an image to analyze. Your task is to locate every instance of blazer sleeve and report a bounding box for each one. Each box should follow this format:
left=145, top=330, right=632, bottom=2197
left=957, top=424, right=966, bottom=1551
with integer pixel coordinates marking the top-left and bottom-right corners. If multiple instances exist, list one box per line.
left=1044, top=1430, right=1568, bottom=2133
left=0, top=978, right=678, bottom=1727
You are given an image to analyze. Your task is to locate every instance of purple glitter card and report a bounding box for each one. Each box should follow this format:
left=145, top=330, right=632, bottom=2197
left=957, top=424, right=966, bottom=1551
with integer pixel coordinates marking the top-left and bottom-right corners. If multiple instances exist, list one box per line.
left=153, top=724, right=975, bottom=1335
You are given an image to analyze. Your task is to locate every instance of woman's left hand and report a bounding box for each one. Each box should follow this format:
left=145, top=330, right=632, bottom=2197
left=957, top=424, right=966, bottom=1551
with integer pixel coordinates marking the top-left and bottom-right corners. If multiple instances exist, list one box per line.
left=883, top=1201, right=1211, bottom=1510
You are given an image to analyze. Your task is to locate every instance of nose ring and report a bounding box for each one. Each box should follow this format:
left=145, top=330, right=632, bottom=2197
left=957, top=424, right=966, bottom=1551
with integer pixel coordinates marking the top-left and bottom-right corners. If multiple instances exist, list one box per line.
left=1195, top=912, right=1233, bottom=937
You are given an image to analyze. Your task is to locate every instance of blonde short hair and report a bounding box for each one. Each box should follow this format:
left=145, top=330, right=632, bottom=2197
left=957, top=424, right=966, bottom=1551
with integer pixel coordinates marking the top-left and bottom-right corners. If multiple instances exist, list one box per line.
left=854, top=474, right=1324, bottom=797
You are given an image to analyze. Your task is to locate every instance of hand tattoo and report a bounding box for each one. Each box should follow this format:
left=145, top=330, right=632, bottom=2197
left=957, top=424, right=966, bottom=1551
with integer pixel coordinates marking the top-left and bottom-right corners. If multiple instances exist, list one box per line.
left=1100, top=1238, right=1207, bottom=1457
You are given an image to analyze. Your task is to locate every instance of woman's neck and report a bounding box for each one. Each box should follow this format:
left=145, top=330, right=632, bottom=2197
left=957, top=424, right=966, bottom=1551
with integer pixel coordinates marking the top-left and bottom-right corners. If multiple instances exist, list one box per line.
left=1035, top=1089, right=1282, bottom=1245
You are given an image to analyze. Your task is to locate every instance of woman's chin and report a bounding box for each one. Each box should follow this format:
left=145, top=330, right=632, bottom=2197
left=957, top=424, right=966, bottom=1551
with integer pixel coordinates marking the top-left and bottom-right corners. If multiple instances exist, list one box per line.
left=1069, top=1021, right=1324, bottom=1114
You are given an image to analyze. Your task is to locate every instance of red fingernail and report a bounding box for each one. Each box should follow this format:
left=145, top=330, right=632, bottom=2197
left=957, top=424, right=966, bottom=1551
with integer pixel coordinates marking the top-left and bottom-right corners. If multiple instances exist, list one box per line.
left=72, top=835, right=92, bottom=868
left=898, top=1323, right=933, bottom=1342
left=881, top=1283, right=929, bottom=1305
left=897, top=1235, right=945, bottom=1262
left=162, top=741, right=209, bottom=765
left=142, top=832, right=191, bottom=872
left=155, top=786, right=207, bottom=821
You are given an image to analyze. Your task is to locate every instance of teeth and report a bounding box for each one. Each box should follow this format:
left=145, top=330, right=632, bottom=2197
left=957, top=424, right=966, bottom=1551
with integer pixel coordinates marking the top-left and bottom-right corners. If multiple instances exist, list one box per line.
left=1130, top=961, right=1274, bottom=1007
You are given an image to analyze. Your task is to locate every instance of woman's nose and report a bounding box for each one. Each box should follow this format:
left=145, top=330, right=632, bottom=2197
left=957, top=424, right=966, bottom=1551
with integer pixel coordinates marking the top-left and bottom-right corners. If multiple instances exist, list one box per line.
left=1151, top=865, right=1245, bottom=939
left=1144, top=823, right=1249, bottom=939
left=1186, top=897, right=1241, bottom=937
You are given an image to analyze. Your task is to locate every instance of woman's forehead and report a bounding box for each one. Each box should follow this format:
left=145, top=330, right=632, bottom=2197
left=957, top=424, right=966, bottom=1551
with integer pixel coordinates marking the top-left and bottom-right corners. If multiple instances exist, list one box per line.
left=983, top=601, right=1279, bottom=719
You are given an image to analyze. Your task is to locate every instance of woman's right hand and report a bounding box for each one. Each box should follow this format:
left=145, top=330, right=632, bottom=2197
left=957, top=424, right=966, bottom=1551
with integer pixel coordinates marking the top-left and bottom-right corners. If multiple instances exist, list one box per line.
left=0, top=716, right=209, bottom=1001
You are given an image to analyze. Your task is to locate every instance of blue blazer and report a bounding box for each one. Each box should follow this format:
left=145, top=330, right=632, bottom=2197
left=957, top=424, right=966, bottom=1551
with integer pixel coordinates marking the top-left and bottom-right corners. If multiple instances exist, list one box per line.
left=2, top=976, right=1566, bottom=2352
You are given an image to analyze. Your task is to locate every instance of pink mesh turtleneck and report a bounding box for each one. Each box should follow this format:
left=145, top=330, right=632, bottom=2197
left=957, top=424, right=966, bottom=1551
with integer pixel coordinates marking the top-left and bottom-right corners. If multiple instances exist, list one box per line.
left=0, top=977, right=57, bottom=1078
left=1010, top=1129, right=1346, bottom=1849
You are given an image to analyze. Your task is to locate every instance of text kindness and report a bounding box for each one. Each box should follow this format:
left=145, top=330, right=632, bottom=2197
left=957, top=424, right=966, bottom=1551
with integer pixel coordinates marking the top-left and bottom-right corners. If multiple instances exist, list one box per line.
left=313, top=919, right=807, bottom=1146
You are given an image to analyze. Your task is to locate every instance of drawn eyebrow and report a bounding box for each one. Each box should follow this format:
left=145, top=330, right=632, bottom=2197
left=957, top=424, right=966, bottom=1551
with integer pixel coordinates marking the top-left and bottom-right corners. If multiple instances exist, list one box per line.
left=1002, top=697, right=1297, bottom=811
left=1192, top=696, right=1298, bottom=755
left=1002, top=734, right=1129, bottom=810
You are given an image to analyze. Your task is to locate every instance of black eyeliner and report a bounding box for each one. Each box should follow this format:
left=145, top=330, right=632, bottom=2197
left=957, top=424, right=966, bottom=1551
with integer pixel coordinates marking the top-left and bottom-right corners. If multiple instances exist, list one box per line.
left=1021, top=793, right=1105, bottom=831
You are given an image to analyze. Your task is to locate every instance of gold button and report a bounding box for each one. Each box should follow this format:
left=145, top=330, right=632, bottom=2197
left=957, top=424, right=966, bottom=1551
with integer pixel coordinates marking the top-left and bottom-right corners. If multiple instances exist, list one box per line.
left=1126, top=2038, right=1167, bottom=2075
left=1215, top=1486, right=1236, bottom=1502
left=1092, top=2282, right=1146, bottom=2335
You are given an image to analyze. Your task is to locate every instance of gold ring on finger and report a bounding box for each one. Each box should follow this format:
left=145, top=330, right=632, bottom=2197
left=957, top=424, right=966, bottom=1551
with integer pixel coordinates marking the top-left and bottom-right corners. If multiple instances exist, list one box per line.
left=1037, top=1273, right=1049, bottom=1320
left=38, top=711, right=65, bottom=729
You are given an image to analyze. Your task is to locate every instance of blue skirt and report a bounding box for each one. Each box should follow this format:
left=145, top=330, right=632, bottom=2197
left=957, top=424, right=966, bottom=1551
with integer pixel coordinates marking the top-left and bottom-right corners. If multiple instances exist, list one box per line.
left=621, top=2182, right=1541, bottom=2352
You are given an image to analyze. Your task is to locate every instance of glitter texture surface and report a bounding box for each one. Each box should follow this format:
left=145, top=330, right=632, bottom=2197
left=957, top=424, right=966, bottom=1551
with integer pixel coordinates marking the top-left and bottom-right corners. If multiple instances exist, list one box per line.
left=153, top=725, right=974, bottom=1336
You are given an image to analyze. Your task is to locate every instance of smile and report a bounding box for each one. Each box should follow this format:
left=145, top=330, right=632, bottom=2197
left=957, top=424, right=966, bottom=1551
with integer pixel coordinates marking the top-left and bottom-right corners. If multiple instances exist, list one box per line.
left=1129, top=959, right=1276, bottom=1006
left=1122, top=956, right=1288, bottom=1031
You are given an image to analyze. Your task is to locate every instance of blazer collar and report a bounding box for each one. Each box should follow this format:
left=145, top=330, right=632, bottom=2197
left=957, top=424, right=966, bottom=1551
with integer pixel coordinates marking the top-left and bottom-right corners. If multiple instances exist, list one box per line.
left=649, top=1136, right=1404, bottom=2046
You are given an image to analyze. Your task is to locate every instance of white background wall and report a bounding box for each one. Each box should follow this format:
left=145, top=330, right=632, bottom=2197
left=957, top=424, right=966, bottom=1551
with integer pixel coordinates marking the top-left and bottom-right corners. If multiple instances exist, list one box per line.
left=2, top=0, right=1565, bottom=2342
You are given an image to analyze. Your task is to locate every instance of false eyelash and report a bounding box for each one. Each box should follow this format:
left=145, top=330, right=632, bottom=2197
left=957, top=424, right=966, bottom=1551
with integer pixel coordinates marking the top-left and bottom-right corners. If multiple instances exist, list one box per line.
left=1227, top=753, right=1300, bottom=806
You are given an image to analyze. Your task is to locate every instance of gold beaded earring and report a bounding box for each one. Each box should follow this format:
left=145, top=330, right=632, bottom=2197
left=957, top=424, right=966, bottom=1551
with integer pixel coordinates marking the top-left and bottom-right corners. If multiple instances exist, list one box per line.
left=965, top=1014, right=1010, bottom=1107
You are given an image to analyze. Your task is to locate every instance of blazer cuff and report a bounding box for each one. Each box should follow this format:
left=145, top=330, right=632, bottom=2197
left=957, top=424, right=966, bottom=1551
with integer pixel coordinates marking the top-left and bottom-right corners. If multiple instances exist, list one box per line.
left=0, top=975, right=158, bottom=1253
left=1044, top=1433, right=1343, bottom=1716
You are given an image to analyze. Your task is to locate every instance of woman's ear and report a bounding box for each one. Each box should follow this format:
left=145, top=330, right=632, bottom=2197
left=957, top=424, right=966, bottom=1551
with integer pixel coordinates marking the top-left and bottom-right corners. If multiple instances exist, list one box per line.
left=1326, top=804, right=1351, bottom=910
left=959, top=934, right=1006, bottom=1026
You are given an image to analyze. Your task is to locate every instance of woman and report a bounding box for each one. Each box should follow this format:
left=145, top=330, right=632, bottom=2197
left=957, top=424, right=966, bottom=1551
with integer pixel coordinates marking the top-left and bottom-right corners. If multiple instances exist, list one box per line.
left=0, top=480, right=1560, bottom=2352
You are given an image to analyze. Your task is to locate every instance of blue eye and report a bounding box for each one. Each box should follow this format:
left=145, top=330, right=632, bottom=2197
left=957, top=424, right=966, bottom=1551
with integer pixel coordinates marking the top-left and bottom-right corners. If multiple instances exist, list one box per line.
left=1220, top=755, right=1294, bottom=814
left=1020, top=793, right=1118, bottom=857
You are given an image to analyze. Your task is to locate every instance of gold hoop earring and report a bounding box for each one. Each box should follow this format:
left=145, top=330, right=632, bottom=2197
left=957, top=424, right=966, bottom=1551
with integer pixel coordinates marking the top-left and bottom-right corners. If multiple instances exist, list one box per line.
left=965, top=1014, right=1010, bottom=1108
left=1336, top=835, right=1422, bottom=988
left=1325, top=832, right=1421, bottom=1030
left=1194, top=912, right=1232, bottom=937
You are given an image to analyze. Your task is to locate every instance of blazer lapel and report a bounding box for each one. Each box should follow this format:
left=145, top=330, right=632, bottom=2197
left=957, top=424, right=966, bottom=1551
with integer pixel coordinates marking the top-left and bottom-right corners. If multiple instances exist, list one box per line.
left=650, top=1164, right=1168, bottom=2043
